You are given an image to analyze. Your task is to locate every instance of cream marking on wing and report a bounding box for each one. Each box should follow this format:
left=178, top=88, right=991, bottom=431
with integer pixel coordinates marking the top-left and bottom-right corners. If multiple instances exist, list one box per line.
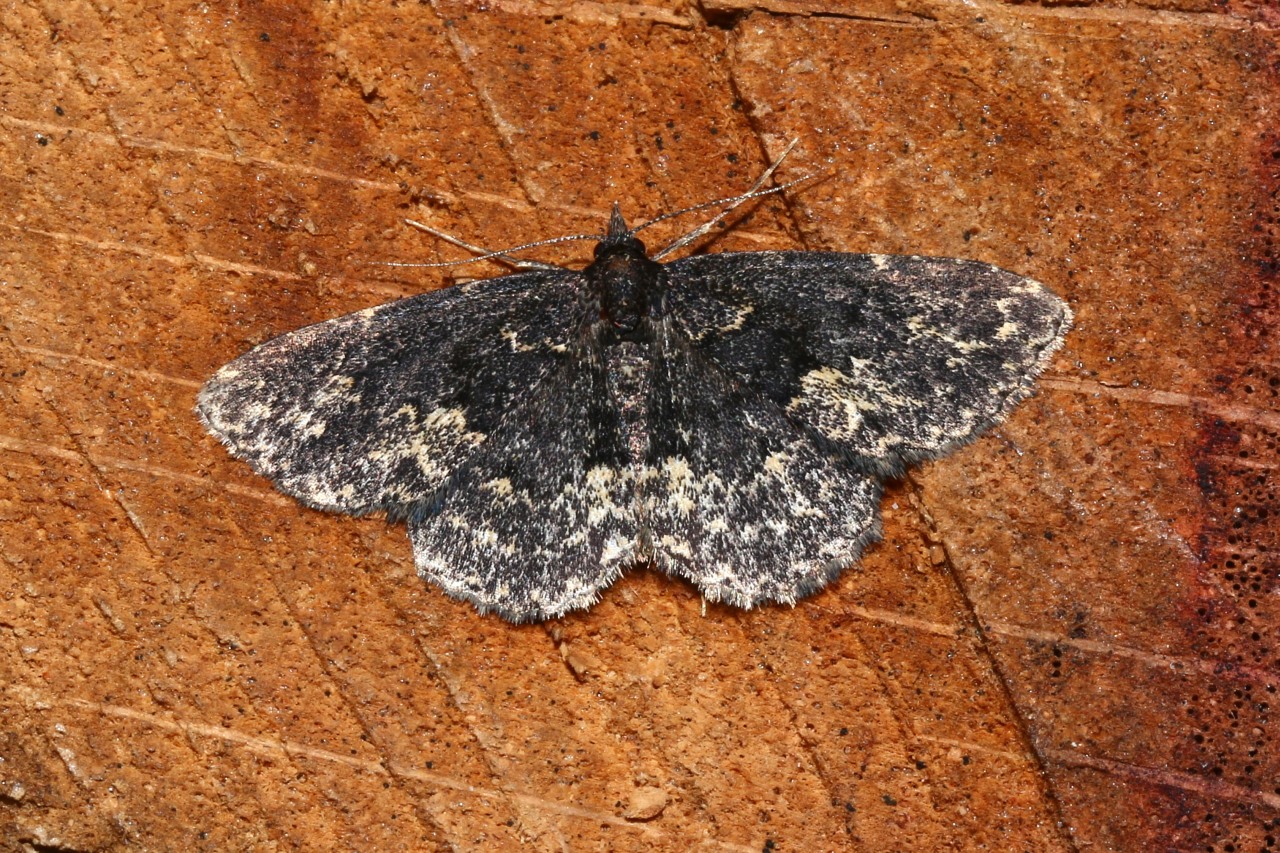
left=366, top=406, right=485, bottom=480
left=717, top=304, right=754, bottom=333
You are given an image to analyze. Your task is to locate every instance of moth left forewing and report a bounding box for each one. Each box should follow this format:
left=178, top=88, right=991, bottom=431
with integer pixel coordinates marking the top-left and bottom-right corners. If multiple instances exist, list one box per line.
left=663, top=252, right=1072, bottom=476
left=197, top=270, right=586, bottom=518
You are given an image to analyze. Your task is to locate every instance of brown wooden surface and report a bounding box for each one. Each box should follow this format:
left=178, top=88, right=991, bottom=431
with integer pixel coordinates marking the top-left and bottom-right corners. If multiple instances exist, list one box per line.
left=2, top=0, right=1277, bottom=850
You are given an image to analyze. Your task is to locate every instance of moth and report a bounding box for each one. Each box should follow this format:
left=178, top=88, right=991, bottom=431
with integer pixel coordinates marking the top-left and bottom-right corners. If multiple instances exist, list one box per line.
left=198, top=158, right=1071, bottom=622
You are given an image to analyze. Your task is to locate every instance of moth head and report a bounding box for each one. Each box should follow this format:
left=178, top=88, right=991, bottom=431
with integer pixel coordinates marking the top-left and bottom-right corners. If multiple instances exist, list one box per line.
left=589, top=206, right=666, bottom=339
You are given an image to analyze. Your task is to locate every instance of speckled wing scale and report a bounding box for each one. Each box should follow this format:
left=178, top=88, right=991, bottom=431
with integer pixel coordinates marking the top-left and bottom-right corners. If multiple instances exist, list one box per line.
left=406, top=351, right=640, bottom=622
left=664, top=252, right=1071, bottom=478
left=199, top=193, right=1072, bottom=623
left=197, top=271, right=586, bottom=521
left=641, top=327, right=885, bottom=609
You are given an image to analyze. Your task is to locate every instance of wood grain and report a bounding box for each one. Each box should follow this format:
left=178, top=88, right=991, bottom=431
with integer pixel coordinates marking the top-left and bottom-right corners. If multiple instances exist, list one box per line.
left=1, top=0, right=1276, bottom=849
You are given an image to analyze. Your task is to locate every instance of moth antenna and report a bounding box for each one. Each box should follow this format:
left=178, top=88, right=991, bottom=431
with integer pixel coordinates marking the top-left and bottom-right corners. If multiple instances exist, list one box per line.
left=370, top=220, right=600, bottom=271
left=379, top=140, right=812, bottom=271
left=638, top=138, right=797, bottom=237
left=643, top=138, right=814, bottom=260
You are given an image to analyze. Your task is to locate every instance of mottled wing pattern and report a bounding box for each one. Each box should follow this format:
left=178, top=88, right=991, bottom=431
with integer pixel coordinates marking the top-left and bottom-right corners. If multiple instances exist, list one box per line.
left=640, top=322, right=884, bottom=608
left=664, top=252, right=1073, bottom=476
left=408, top=352, right=638, bottom=622
left=197, top=271, right=584, bottom=518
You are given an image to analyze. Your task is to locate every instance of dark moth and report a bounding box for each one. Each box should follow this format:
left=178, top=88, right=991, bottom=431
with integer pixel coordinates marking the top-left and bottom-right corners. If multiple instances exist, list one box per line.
left=198, top=204, right=1071, bottom=622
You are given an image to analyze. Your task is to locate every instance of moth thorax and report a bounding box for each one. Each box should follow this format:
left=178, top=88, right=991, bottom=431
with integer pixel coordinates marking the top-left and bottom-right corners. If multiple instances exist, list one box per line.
left=591, top=238, right=664, bottom=336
